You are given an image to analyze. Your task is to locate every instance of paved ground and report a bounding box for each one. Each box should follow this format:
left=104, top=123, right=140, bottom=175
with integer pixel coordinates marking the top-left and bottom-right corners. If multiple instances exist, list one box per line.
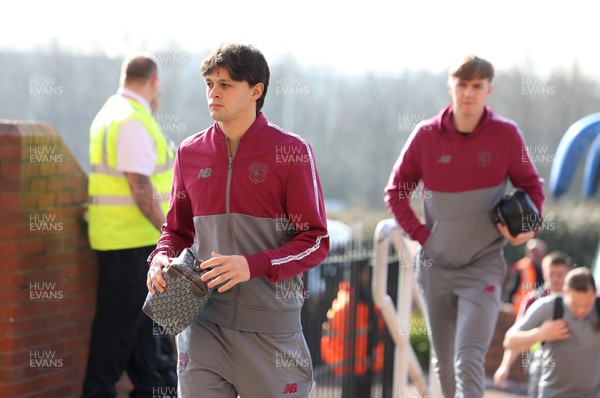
left=311, top=376, right=528, bottom=397
left=398, top=378, right=528, bottom=398
left=485, top=390, right=526, bottom=398
left=484, top=378, right=528, bottom=398
left=380, top=386, right=526, bottom=397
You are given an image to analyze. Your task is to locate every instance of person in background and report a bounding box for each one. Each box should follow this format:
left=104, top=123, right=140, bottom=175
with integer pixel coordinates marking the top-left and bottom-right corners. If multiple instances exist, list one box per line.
left=506, top=238, right=547, bottom=314
left=494, top=251, right=571, bottom=395
left=504, top=267, right=600, bottom=397
left=384, top=55, right=544, bottom=397
left=321, top=264, right=385, bottom=396
left=83, top=53, right=174, bottom=398
left=148, top=93, right=178, bottom=392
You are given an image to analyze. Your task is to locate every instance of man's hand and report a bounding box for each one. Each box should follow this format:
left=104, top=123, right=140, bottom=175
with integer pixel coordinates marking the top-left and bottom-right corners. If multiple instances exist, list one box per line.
left=493, top=364, right=511, bottom=389
left=147, top=253, right=171, bottom=294
left=200, top=252, right=250, bottom=293
left=493, top=348, right=520, bottom=389
left=538, top=319, right=571, bottom=342
left=496, top=223, right=536, bottom=246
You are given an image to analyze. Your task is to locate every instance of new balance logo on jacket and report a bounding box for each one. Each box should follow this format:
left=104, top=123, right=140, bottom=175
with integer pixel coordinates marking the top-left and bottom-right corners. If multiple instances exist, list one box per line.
left=197, top=168, right=212, bottom=178
left=438, top=154, right=452, bottom=163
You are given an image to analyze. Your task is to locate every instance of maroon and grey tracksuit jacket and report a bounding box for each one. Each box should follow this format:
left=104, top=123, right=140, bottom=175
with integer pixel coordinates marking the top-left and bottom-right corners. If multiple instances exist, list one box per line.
left=385, top=105, right=544, bottom=268
left=385, top=104, right=544, bottom=397
left=149, top=112, right=330, bottom=334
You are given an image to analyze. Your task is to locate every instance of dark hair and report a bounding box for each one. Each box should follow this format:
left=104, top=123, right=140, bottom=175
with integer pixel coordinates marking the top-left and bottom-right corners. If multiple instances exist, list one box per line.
left=121, top=53, right=158, bottom=85
left=449, top=55, right=494, bottom=82
left=542, top=251, right=572, bottom=271
left=200, top=43, right=270, bottom=111
left=565, top=267, right=596, bottom=292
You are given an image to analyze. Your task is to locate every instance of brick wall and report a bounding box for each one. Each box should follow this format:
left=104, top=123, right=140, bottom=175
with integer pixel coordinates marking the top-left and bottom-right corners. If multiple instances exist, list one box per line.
left=0, top=121, right=97, bottom=397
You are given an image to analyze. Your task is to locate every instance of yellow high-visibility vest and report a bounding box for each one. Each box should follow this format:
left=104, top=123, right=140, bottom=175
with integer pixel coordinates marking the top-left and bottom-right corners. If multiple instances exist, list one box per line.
left=88, top=95, right=174, bottom=250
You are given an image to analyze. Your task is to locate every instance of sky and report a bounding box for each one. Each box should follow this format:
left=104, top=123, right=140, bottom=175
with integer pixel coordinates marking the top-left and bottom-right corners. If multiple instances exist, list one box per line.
left=2, top=0, right=600, bottom=78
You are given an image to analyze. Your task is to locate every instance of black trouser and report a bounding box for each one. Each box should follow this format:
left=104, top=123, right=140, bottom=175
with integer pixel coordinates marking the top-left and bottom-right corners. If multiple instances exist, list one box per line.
left=82, top=245, right=169, bottom=398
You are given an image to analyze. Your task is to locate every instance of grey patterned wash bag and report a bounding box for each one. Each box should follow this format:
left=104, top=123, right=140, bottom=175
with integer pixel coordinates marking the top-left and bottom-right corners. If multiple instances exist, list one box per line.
left=142, top=248, right=212, bottom=335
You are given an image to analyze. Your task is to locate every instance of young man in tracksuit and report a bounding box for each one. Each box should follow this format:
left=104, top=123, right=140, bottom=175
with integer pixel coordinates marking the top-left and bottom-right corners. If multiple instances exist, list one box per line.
left=384, top=55, right=544, bottom=397
left=147, top=43, right=329, bottom=397
left=494, top=251, right=572, bottom=396
left=504, top=267, right=600, bottom=397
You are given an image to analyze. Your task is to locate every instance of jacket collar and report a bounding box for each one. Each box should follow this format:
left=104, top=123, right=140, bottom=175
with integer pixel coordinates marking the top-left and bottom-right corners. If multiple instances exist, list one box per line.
left=438, top=104, right=492, bottom=139
left=213, top=111, right=268, bottom=141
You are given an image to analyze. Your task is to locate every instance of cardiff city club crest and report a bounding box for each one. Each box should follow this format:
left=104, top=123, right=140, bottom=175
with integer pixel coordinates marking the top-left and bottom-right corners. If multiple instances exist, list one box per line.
left=249, top=162, right=268, bottom=184
left=477, top=151, right=492, bottom=167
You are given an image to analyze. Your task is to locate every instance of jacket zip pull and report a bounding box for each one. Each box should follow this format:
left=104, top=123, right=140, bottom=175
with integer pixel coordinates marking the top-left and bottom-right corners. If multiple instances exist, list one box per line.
left=226, top=137, right=234, bottom=170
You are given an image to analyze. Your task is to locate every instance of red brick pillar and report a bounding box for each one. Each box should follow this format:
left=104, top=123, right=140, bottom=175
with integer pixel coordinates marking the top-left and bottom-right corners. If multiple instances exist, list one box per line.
left=0, top=121, right=97, bottom=397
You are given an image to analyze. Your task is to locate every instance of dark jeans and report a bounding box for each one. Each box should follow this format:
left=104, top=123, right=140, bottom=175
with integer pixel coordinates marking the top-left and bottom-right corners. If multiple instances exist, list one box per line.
left=82, top=245, right=173, bottom=398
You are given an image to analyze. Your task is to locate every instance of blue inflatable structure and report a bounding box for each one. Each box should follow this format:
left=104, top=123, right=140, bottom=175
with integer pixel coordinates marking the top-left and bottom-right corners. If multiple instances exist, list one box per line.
left=550, top=112, right=600, bottom=198
left=583, top=133, right=600, bottom=198
left=549, top=112, right=600, bottom=279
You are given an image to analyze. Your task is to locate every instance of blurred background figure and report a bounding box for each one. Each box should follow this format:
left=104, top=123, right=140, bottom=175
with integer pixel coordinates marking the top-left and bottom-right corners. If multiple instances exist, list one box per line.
left=495, top=251, right=572, bottom=395
left=503, top=267, right=600, bottom=398
left=83, top=53, right=175, bottom=397
left=506, top=238, right=547, bottom=314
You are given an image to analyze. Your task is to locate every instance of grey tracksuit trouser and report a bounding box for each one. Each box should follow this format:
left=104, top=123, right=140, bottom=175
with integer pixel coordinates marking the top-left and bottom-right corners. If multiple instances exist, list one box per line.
left=176, top=317, right=314, bottom=398
left=417, top=250, right=505, bottom=398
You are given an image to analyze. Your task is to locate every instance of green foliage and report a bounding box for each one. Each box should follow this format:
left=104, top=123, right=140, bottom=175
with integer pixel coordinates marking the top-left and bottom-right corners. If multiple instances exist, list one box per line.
left=409, top=314, right=430, bottom=373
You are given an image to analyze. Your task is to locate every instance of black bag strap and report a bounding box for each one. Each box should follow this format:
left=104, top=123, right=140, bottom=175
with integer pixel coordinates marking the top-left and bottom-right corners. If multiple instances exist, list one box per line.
left=553, top=295, right=564, bottom=320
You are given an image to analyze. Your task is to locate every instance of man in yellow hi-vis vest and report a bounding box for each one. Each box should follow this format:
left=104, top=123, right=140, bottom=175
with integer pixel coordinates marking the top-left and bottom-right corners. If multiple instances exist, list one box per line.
left=82, top=53, right=175, bottom=398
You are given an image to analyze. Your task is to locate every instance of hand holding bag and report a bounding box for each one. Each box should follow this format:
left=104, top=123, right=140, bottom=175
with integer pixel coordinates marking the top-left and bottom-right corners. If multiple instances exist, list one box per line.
left=491, top=189, right=541, bottom=237
left=142, top=248, right=212, bottom=335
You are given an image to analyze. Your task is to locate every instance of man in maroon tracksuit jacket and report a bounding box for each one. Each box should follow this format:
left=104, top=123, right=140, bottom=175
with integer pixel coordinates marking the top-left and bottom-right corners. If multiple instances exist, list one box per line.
left=147, top=43, right=329, bottom=397
left=384, top=55, right=544, bottom=398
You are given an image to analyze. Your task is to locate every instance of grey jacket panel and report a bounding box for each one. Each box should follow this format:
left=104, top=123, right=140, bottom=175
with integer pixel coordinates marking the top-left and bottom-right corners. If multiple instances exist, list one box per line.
left=422, top=184, right=506, bottom=268
left=192, top=213, right=304, bottom=333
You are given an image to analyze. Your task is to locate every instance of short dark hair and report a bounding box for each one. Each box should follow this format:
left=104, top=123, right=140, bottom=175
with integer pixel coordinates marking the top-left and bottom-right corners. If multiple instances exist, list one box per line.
left=542, top=251, right=572, bottom=271
left=200, top=43, right=270, bottom=111
left=121, top=53, right=158, bottom=86
left=449, top=55, right=494, bottom=82
left=565, top=267, right=596, bottom=293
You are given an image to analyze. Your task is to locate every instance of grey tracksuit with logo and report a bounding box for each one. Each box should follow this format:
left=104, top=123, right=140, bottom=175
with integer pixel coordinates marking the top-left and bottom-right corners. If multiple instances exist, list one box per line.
left=149, top=113, right=330, bottom=397
left=385, top=105, right=544, bottom=397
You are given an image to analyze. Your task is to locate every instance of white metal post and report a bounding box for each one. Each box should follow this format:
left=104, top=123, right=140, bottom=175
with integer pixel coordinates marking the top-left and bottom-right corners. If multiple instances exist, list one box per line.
left=372, top=218, right=441, bottom=398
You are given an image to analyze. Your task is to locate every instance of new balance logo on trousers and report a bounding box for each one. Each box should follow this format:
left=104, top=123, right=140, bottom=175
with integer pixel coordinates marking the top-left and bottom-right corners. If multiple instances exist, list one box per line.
left=283, top=383, right=298, bottom=394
